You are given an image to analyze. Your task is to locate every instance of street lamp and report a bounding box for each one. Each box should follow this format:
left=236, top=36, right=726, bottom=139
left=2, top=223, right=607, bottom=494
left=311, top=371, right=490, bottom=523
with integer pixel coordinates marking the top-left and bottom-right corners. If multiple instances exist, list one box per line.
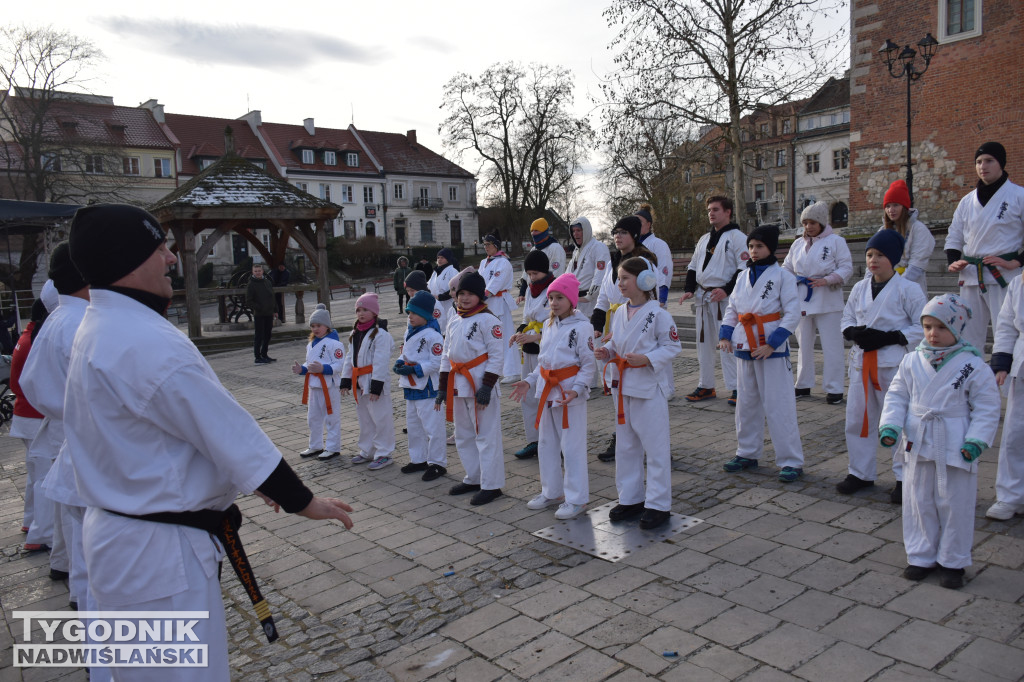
left=879, top=33, right=939, bottom=205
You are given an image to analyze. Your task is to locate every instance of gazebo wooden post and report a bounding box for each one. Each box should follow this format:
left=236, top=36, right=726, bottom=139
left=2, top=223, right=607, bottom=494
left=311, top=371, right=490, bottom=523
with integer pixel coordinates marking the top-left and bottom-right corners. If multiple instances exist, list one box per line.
left=180, top=221, right=202, bottom=338
left=315, top=220, right=330, bottom=309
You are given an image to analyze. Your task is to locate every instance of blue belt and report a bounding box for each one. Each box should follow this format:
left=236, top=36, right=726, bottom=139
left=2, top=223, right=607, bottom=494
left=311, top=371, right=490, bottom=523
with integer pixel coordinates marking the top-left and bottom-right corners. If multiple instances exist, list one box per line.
left=796, top=276, right=814, bottom=302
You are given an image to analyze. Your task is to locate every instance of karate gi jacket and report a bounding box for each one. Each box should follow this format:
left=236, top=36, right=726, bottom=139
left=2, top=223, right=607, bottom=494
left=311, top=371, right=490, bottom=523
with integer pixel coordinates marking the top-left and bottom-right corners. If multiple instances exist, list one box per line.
left=479, top=254, right=517, bottom=316
left=841, top=274, right=927, bottom=370
left=299, top=331, right=346, bottom=388
left=721, top=262, right=801, bottom=359
left=782, top=226, right=853, bottom=315
left=992, top=275, right=1024, bottom=376
left=342, top=325, right=394, bottom=396
left=441, top=310, right=505, bottom=398
left=398, top=325, right=444, bottom=392
left=602, top=301, right=681, bottom=399
left=522, top=310, right=596, bottom=402
left=945, top=180, right=1024, bottom=287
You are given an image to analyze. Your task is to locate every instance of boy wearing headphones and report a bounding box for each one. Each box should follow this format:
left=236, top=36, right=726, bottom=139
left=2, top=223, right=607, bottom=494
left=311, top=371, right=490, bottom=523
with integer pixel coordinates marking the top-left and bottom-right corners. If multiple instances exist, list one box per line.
left=718, top=225, right=806, bottom=482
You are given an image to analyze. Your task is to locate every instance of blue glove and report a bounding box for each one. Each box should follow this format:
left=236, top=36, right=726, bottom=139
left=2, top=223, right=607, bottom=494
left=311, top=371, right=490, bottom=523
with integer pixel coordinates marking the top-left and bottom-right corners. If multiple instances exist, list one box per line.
left=395, top=365, right=417, bottom=376
left=658, top=285, right=669, bottom=305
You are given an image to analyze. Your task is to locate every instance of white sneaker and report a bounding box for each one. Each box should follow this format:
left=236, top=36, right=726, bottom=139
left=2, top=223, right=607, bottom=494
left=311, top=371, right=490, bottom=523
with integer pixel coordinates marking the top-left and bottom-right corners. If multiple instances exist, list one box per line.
left=555, top=502, right=587, bottom=520
left=986, top=500, right=1023, bottom=520
left=526, top=494, right=563, bottom=510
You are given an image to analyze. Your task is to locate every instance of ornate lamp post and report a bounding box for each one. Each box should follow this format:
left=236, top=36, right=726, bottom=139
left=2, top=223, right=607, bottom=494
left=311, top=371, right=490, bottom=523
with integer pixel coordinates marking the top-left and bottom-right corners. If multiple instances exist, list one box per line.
left=879, top=33, right=939, bottom=205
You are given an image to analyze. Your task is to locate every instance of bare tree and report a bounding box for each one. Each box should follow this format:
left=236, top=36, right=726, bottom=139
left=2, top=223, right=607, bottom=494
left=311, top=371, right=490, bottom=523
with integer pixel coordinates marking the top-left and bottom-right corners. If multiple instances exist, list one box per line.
left=440, top=62, right=594, bottom=248
left=603, top=0, right=846, bottom=214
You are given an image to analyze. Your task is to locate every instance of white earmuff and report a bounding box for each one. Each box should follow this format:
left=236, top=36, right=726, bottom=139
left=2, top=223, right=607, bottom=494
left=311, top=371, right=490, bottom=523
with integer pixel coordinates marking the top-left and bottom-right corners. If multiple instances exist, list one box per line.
left=637, top=257, right=658, bottom=292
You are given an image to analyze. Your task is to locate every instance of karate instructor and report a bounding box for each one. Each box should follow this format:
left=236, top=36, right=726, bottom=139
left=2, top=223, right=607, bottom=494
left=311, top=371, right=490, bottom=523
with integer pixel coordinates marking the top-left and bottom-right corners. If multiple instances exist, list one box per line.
left=63, top=204, right=354, bottom=681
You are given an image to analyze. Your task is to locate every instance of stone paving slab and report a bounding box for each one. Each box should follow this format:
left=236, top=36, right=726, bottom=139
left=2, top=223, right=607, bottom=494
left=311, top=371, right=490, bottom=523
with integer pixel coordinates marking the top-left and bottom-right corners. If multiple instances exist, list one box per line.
left=1, top=340, right=1023, bottom=681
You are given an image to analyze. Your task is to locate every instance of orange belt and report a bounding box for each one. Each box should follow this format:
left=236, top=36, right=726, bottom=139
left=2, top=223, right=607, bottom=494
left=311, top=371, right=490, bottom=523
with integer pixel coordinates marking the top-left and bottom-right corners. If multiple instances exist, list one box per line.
left=301, top=373, right=333, bottom=415
left=535, top=366, right=581, bottom=430
left=446, top=353, right=488, bottom=429
left=351, top=365, right=374, bottom=403
left=860, top=350, right=882, bottom=437
left=602, top=357, right=636, bottom=425
left=738, top=311, right=781, bottom=350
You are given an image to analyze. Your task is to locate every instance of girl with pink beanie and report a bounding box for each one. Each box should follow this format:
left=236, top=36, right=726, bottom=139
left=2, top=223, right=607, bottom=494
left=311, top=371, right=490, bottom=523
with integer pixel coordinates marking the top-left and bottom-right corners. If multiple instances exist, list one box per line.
left=340, top=293, right=396, bottom=469
left=510, top=273, right=597, bottom=519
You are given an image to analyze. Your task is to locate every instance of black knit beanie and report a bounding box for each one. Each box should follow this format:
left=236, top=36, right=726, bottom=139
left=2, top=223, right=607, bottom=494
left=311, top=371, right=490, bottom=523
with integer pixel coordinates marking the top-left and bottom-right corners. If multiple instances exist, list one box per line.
left=404, top=269, right=428, bottom=291
left=975, top=142, right=1007, bottom=169
left=747, top=224, right=780, bottom=254
left=524, top=248, right=550, bottom=274
left=456, top=271, right=487, bottom=301
left=613, top=215, right=642, bottom=242
left=48, top=241, right=88, bottom=294
left=69, top=204, right=166, bottom=287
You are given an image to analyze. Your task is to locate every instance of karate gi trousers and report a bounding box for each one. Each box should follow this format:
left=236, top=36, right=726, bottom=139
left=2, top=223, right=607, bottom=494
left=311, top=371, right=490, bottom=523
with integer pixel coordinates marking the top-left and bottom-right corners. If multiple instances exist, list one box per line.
left=520, top=352, right=540, bottom=443
left=307, top=384, right=341, bottom=452
left=355, top=393, right=395, bottom=461
left=734, top=357, right=804, bottom=469
left=794, top=311, right=845, bottom=395
left=959, top=275, right=1018, bottom=353
left=995, top=376, right=1024, bottom=507
left=452, top=397, right=505, bottom=490
left=845, top=364, right=902, bottom=482
left=903, top=458, right=976, bottom=569
left=695, top=299, right=737, bottom=391
left=615, top=395, right=671, bottom=512
left=406, top=399, right=447, bottom=467
left=537, top=399, right=589, bottom=505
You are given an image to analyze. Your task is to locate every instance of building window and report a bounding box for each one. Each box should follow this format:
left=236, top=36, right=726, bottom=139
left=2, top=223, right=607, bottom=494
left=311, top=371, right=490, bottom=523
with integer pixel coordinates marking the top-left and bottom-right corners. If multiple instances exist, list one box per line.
left=760, top=122, right=771, bottom=137
left=448, top=187, right=458, bottom=202
left=419, top=187, right=429, bottom=199
left=154, top=158, right=171, bottom=178
left=199, top=158, right=216, bottom=170
left=365, top=221, right=376, bottom=238
left=684, top=169, right=692, bottom=184
left=776, top=149, right=787, bottom=167
left=295, top=181, right=308, bottom=192
left=340, top=185, right=353, bottom=203
left=41, top=152, right=61, bottom=172
left=754, top=183, right=765, bottom=201
left=84, top=154, right=103, bottom=174
left=940, top=0, right=981, bottom=41
left=324, top=151, right=336, bottom=165
left=346, top=152, right=358, bottom=167
left=261, top=232, right=271, bottom=248
left=394, top=183, right=405, bottom=200
left=420, top=220, right=433, bottom=243
left=833, top=148, right=849, bottom=171
left=805, top=153, right=820, bottom=174
left=755, top=154, right=765, bottom=171
left=319, top=183, right=331, bottom=201
left=363, top=186, right=374, bottom=204
left=343, top=220, right=356, bottom=239
left=782, top=119, right=792, bottom=134
left=301, top=149, right=314, bottom=164
left=252, top=160, right=266, bottom=170
left=775, top=180, right=786, bottom=197
left=700, top=163, right=707, bottom=175
left=123, top=157, right=140, bottom=175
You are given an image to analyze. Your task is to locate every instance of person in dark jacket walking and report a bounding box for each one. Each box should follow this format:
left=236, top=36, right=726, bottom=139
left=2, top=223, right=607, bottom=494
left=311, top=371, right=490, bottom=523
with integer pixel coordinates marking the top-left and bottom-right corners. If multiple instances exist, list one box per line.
left=271, top=262, right=291, bottom=322
left=247, top=262, right=277, bottom=364
left=394, top=256, right=412, bottom=311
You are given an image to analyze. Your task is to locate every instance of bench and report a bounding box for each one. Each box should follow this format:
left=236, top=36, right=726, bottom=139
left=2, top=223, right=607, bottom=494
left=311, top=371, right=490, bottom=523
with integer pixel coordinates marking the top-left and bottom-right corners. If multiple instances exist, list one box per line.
left=373, top=279, right=393, bottom=294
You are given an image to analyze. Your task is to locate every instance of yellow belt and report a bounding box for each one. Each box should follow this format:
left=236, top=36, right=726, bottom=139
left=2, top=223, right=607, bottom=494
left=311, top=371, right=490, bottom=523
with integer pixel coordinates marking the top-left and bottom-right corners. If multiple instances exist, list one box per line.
left=604, top=303, right=623, bottom=336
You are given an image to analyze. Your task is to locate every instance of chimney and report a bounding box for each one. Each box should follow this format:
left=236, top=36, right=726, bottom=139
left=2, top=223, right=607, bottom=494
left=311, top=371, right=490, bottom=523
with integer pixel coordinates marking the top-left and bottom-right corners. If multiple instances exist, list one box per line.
left=407, top=130, right=417, bottom=145
left=140, top=99, right=165, bottom=123
left=303, top=118, right=315, bottom=136
left=224, top=126, right=235, bottom=155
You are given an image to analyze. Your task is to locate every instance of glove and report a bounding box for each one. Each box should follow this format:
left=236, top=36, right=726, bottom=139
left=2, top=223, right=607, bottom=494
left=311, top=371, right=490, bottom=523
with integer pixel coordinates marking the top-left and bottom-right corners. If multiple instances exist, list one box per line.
left=856, top=328, right=903, bottom=352
left=879, top=426, right=900, bottom=447
left=843, top=325, right=866, bottom=341
left=394, top=364, right=417, bottom=376
left=960, top=441, right=984, bottom=462
left=990, top=352, right=1013, bottom=374
left=475, top=384, right=493, bottom=406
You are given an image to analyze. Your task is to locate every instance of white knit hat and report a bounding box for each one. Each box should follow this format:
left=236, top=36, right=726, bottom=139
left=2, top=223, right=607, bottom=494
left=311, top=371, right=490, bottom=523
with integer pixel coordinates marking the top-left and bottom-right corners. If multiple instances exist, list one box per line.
left=800, top=201, right=830, bottom=229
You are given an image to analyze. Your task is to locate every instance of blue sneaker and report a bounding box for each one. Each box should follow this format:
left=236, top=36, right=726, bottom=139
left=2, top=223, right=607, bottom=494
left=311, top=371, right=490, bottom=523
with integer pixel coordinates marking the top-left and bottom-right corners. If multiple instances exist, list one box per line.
left=723, top=456, right=758, bottom=473
left=778, top=466, right=803, bottom=483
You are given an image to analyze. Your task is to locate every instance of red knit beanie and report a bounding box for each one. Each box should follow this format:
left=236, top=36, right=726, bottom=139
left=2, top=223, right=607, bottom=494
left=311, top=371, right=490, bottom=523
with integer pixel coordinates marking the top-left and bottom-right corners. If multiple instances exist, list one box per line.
left=883, top=180, right=911, bottom=209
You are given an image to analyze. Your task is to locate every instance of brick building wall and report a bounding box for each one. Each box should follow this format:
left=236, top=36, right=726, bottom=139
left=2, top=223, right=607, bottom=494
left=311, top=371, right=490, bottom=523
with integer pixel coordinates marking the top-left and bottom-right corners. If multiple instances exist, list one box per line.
left=848, top=1, right=1024, bottom=229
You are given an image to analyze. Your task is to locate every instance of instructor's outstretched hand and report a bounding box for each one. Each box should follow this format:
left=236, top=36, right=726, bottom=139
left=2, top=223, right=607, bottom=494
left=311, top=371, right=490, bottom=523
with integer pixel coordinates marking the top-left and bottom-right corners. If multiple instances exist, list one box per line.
left=298, top=497, right=355, bottom=529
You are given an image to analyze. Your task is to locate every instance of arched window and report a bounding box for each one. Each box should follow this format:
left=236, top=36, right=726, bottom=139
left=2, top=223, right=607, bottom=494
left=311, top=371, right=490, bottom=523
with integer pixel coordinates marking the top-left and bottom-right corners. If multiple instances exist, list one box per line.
left=365, top=221, right=376, bottom=237
left=831, top=202, right=848, bottom=227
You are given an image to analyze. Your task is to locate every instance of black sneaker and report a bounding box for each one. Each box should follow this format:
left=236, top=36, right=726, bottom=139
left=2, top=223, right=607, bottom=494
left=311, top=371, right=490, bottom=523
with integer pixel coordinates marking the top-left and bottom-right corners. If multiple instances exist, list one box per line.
left=890, top=481, right=903, bottom=504
left=826, top=393, right=844, bottom=405
left=795, top=387, right=811, bottom=398
left=836, top=474, right=875, bottom=495
left=514, top=442, right=538, bottom=459
left=685, top=387, right=716, bottom=402
left=449, top=482, right=481, bottom=496
left=639, top=508, right=671, bottom=530
left=401, top=461, right=429, bottom=474
left=422, top=464, right=447, bottom=481
left=597, top=435, right=616, bottom=462
left=609, top=502, right=645, bottom=522
left=903, top=564, right=935, bottom=581
left=263, top=356, right=277, bottom=363
left=49, top=568, right=69, bottom=581
left=470, top=488, right=503, bottom=506
left=254, top=357, right=270, bottom=364
left=938, top=566, right=965, bottom=589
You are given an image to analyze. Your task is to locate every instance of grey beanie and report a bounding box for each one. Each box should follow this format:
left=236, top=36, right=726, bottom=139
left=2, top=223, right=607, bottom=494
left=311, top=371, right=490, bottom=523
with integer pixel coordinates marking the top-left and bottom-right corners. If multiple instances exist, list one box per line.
left=309, top=303, right=332, bottom=328
left=800, top=201, right=830, bottom=229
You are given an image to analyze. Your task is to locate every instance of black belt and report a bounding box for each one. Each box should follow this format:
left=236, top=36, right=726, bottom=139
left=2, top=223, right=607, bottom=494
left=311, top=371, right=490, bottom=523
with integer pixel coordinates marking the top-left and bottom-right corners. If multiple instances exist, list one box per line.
left=105, top=503, right=278, bottom=643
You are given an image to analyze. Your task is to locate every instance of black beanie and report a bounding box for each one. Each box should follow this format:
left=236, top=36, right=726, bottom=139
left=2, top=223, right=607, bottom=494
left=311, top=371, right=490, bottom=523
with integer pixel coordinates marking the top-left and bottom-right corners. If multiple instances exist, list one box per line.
left=69, top=204, right=166, bottom=287
left=976, top=141, right=1007, bottom=169
left=48, top=241, right=88, bottom=295
left=404, top=269, right=428, bottom=291
left=456, top=271, right=487, bottom=301
left=524, top=248, right=550, bottom=274
left=613, top=215, right=642, bottom=242
left=747, top=224, right=780, bottom=254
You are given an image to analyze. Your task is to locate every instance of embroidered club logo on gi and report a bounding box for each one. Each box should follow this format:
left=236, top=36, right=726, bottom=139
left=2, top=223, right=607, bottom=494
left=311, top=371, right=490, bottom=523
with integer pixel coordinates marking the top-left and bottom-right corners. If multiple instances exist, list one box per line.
left=491, top=325, right=502, bottom=339
left=334, top=348, right=343, bottom=359
left=740, top=251, right=750, bottom=261
left=552, top=261, right=560, bottom=270
left=433, top=309, right=441, bottom=318
left=662, top=266, right=669, bottom=275
left=998, top=201, right=1008, bottom=220
left=587, top=336, right=594, bottom=350
left=597, top=261, right=605, bottom=270
left=432, top=343, right=443, bottom=355
left=669, top=326, right=679, bottom=341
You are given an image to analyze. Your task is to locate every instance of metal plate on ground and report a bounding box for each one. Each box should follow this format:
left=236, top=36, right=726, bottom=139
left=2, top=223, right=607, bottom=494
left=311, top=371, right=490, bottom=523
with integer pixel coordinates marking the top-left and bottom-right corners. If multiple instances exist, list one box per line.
left=532, top=501, right=704, bottom=562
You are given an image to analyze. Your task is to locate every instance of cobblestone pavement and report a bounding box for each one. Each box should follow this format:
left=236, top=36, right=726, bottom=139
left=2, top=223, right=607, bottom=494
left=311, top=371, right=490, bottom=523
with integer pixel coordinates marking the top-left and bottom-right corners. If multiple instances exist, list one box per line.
left=2, top=304, right=1023, bottom=681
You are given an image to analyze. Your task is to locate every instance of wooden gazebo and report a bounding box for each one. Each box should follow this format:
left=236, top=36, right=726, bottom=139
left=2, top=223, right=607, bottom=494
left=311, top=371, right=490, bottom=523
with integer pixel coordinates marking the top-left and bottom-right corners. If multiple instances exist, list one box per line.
left=149, top=131, right=341, bottom=338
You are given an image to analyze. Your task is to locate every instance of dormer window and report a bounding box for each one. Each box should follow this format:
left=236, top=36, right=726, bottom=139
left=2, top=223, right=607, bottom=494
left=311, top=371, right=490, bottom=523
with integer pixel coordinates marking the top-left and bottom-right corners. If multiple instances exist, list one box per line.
left=346, top=152, right=358, bottom=167
left=325, top=151, right=336, bottom=165
left=302, top=149, right=314, bottom=164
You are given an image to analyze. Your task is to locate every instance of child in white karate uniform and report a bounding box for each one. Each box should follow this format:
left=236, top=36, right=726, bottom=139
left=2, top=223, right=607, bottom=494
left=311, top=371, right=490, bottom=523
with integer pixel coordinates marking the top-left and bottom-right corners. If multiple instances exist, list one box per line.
left=986, top=272, right=1024, bottom=520
left=511, top=273, right=596, bottom=519
left=435, top=271, right=506, bottom=505
left=339, top=293, right=396, bottom=469
left=594, top=257, right=681, bottom=530
left=394, top=290, right=448, bottom=481
left=838, top=230, right=927, bottom=502
left=292, top=304, right=346, bottom=459
left=719, top=224, right=805, bottom=482
left=509, top=248, right=554, bottom=460
left=879, top=294, right=1000, bottom=588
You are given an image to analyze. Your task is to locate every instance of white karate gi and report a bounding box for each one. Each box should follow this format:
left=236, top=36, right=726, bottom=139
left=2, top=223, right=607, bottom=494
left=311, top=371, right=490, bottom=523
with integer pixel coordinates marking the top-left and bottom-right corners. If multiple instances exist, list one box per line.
left=567, top=218, right=611, bottom=322
left=880, top=210, right=935, bottom=296
left=945, top=179, right=1024, bottom=351
left=480, top=254, right=520, bottom=377
left=722, top=262, right=804, bottom=468
left=841, top=274, right=927, bottom=481
left=428, top=264, right=459, bottom=321
left=880, top=351, right=1000, bottom=568
left=687, top=226, right=747, bottom=391
left=522, top=310, right=596, bottom=505
left=991, top=275, right=1024, bottom=507
left=300, top=331, right=346, bottom=453
left=525, top=240, right=566, bottom=279
left=10, top=415, right=41, bottom=529
left=398, top=325, right=447, bottom=467
left=66, top=290, right=285, bottom=681
left=518, top=281, right=551, bottom=443
left=342, top=324, right=395, bottom=461
left=603, top=301, right=681, bottom=511
left=782, top=226, right=853, bottom=395
left=641, top=231, right=673, bottom=300
left=441, top=309, right=506, bottom=489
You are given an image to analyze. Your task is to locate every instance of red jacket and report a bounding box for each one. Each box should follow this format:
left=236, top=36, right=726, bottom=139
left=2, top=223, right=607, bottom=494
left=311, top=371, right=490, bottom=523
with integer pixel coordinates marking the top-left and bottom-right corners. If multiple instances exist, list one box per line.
left=10, top=324, right=44, bottom=420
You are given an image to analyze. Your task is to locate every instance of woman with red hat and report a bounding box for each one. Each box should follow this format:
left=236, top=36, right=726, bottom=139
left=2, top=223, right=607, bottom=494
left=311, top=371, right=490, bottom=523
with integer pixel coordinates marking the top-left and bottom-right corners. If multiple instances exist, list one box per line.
left=879, top=179, right=934, bottom=296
